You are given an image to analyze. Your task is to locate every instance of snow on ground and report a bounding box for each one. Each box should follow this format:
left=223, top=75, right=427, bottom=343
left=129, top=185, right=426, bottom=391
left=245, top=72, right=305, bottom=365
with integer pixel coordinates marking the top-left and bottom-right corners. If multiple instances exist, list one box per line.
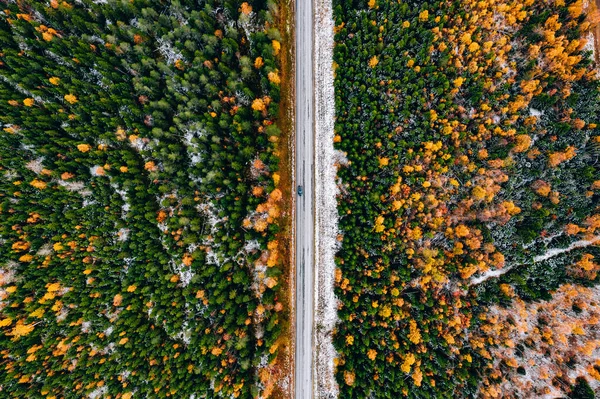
left=314, top=0, right=339, bottom=395
left=533, top=235, right=600, bottom=263
left=88, top=386, right=108, bottom=399
left=25, top=158, right=44, bottom=174
left=470, top=266, right=515, bottom=286
left=56, top=180, right=92, bottom=197
left=471, top=235, right=600, bottom=285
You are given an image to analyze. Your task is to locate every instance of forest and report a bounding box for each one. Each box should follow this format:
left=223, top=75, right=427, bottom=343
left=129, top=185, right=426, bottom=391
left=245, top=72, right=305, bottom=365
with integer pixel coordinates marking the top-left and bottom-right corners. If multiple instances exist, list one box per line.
left=332, top=0, right=600, bottom=397
left=0, top=0, right=288, bottom=398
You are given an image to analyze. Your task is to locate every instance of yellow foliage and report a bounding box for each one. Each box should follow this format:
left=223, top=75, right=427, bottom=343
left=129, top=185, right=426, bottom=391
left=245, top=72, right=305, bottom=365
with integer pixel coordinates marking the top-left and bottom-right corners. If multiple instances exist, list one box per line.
left=265, top=277, right=278, bottom=288
left=468, top=42, right=480, bottom=52
left=379, top=305, right=392, bottom=318
left=47, top=282, right=61, bottom=292
left=49, top=77, right=60, bottom=85
left=0, top=317, right=12, bottom=327
left=30, top=179, right=47, bottom=189
left=11, top=321, right=35, bottom=338
left=412, top=367, right=423, bottom=387
left=367, top=349, right=377, bottom=360
left=144, top=161, right=156, bottom=171
left=369, top=56, right=379, bottom=68
left=64, top=94, right=78, bottom=104
left=254, top=219, right=268, bottom=232
left=502, top=201, right=521, bottom=216
left=19, top=254, right=33, bottom=262
left=548, top=146, right=576, bottom=167
left=401, top=353, right=416, bottom=373
left=344, top=370, right=355, bottom=386
left=455, top=224, right=470, bottom=237
left=471, top=185, right=486, bottom=200
left=271, top=40, right=281, bottom=55
left=23, top=98, right=34, bottom=107
left=268, top=71, right=280, bottom=85
left=513, top=134, right=532, bottom=153
left=77, top=144, right=91, bottom=152
left=408, top=320, right=422, bottom=344
left=252, top=98, right=266, bottom=112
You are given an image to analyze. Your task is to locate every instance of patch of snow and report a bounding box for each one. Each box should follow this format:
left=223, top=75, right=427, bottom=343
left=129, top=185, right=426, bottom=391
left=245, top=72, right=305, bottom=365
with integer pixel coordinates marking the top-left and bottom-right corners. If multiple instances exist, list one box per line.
left=117, top=228, right=130, bottom=242
left=244, top=239, right=261, bottom=252
left=533, top=235, right=600, bottom=263
left=156, top=37, right=183, bottom=65
left=88, top=386, right=107, bottom=399
left=25, top=158, right=44, bottom=174
left=3, top=169, right=18, bottom=180
left=36, top=243, right=53, bottom=256
left=314, top=0, right=339, bottom=395
left=470, top=266, right=515, bottom=285
left=173, top=321, right=191, bottom=346
left=0, top=264, right=17, bottom=286
left=56, top=307, right=69, bottom=322
left=81, top=321, right=92, bottom=333
left=111, top=183, right=130, bottom=219
left=90, top=166, right=104, bottom=176
left=529, top=108, right=542, bottom=117
left=129, top=136, right=147, bottom=151
left=0, top=75, right=44, bottom=103
left=173, top=260, right=194, bottom=287
left=182, top=124, right=205, bottom=168
left=471, top=235, right=600, bottom=285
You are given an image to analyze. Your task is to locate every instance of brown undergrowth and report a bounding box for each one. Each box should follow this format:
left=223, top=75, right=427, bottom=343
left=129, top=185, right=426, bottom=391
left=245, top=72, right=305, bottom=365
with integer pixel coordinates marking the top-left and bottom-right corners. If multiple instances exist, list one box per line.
left=594, top=0, right=600, bottom=64
left=260, top=0, right=295, bottom=397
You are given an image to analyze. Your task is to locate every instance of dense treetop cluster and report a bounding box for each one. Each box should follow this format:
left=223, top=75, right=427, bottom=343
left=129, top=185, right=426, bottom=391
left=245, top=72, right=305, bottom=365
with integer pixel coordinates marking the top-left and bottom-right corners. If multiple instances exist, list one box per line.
left=332, top=0, right=600, bottom=397
left=0, top=0, right=286, bottom=398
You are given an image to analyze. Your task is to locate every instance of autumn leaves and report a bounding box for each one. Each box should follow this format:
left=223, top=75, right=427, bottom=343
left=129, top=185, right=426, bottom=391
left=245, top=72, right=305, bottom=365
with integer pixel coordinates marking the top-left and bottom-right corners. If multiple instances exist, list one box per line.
left=333, top=0, right=600, bottom=396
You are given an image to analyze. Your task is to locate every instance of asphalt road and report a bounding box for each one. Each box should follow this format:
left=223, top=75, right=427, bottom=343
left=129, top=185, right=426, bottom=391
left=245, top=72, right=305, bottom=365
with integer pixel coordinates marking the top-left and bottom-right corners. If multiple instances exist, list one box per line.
left=294, top=0, right=314, bottom=396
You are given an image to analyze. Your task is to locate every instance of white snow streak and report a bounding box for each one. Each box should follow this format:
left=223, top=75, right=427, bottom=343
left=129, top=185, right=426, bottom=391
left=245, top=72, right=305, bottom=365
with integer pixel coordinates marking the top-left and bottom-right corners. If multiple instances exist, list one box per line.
left=533, top=235, right=600, bottom=263
left=470, top=266, right=515, bottom=286
left=314, top=0, right=339, bottom=395
left=471, top=235, right=600, bottom=285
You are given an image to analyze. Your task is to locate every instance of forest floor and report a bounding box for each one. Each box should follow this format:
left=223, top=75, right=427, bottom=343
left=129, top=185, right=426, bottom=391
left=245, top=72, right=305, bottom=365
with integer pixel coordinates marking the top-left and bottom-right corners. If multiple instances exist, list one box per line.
left=269, top=0, right=295, bottom=396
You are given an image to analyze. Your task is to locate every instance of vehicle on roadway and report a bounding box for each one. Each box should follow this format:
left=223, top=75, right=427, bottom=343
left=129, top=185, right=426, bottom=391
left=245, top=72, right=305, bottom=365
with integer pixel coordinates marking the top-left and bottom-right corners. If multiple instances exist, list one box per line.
left=297, top=185, right=303, bottom=196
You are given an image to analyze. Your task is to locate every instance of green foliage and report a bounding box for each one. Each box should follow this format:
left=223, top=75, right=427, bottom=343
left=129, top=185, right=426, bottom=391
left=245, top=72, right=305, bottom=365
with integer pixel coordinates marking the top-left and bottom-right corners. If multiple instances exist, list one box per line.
left=0, top=0, right=283, bottom=397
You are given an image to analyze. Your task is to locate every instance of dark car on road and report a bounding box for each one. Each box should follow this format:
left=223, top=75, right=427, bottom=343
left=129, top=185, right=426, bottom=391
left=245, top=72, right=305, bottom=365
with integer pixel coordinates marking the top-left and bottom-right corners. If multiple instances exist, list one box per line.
left=297, top=185, right=303, bottom=196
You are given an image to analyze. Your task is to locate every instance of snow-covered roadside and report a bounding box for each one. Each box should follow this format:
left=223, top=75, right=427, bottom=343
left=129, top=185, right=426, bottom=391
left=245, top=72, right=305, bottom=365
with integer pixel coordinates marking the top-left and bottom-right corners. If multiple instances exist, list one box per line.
left=314, top=0, right=339, bottom=396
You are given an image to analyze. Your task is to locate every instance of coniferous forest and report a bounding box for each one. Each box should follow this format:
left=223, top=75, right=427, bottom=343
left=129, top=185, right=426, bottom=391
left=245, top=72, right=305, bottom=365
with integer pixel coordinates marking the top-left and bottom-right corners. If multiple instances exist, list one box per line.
left=1, top=0, right=600, bottom=398
left=0, top=1, right=287, bottom=398
left=332, top=0, right=600, bottom=397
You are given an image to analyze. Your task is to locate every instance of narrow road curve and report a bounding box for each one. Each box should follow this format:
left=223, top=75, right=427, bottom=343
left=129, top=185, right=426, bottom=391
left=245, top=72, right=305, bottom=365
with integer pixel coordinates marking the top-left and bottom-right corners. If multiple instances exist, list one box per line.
left=294, top=0, right=314, bottom=396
